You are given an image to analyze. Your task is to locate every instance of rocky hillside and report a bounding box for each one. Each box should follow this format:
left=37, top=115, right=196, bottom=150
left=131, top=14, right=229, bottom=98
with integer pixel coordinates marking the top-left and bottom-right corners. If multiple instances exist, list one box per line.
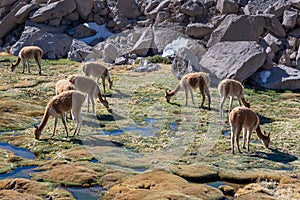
left=1, top=0, right=300, bottom=89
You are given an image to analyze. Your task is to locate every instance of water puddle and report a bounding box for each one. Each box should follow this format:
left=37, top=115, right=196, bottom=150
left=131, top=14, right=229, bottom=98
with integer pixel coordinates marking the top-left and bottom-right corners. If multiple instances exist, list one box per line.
left=101, top=118, right=159, bottom=137
left=207, top=181, right=227, bottom=188
left=63, top=185, right=104, bottom=200
left=0, top=142, right=35, bottom=159
left=0, top=166, right=103, bottom=200
left=90, top=158, right=99, bottom=163
left=169, top=122, right=178, bottom=132
left=0, top=166, right=38, bottom=179
left=223, top=130, right=230, bottom=136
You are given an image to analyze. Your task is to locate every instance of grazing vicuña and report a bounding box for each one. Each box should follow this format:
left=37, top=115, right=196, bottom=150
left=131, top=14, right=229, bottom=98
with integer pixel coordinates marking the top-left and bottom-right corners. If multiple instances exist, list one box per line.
left=68, top=74, right=109, bottom=113
left=33, top=90, right=85, bottom=140
left=165, top=72, right=211, bottom=108
left=229, top=107, right=270, bottom=154
left=82, top=62, right=113, bottom=94
left=11, top=46, right=43, bottom=75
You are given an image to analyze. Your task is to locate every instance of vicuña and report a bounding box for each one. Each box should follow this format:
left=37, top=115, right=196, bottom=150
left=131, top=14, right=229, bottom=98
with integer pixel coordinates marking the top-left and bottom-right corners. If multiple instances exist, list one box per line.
left=82, top=62, right=113, bottom=94
left=68, top=74, right=109, bottom=113
left=229, top=107, right=270, bottom=154
left=218, top=79, right=250, bottom=117
left=33, top=90, right=85, bottom=140
left=165, top=72, right=211, bottom=109
left=11, top=46, right=43, bottom=75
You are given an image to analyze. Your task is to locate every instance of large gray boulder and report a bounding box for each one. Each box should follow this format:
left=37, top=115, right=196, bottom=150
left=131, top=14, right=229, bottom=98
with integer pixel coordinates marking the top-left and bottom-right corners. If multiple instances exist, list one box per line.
left=200, top=41, right=266, bottom=85
left=74, top=0, right=94, bottom=19
left=145, top=0, right=171, bottom=19
left=216, top=0, right=239, bottom=14
left=15, top=4, right=41, bottom=24
left=250, top=65, right=300, bottom=90
left=153, top=28, right=185, bottom=53
left=102, top=43, right=121, bottom=63
left=185, top=23, right=214, bottom=39
left=207, top=14, right=286, bottom=47
left=0, top=0, right=17, bottom=8
left=68, top=39, right=94, bottom=62
left=180, top=0, right=206, bottom=17
left=114, top=0, right=141, bottom=19
left=162, top=37, right=206, bottom=61
left=0, top=2, right=26, bottom=38
left=11, top=25, right=72, bottom=59
left=171, top=47, right=204, bottom=79
left=30, top=0, right=76, bottom=23
left=282, top=10, right=298, bottom=29
left=131, top=27, right=155, bottom=56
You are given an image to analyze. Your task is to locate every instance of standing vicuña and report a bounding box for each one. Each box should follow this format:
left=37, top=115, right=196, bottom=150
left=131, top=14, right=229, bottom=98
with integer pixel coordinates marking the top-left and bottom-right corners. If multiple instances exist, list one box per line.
left=82, top=62, right=113, bottom=94
left=218, top=79, right=250, bottom=117
left=165, top=72, right=211, bottom=109
left=33, top=90, right=85, bottom=140
left=229, top=107, right=270, bottom=154
left=68, top=74, right=109, bottom=113
left=11, top=46, right=43, bottom=75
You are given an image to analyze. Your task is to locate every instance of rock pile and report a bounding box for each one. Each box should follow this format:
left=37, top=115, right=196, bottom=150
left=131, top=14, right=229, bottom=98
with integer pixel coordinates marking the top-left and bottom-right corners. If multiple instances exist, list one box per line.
left=1, top=0, right=300, bottom=89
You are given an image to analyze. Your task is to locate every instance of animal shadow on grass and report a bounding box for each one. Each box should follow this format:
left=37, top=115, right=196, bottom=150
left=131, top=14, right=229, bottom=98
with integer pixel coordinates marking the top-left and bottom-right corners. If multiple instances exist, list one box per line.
left=96, top=110, right=125, bottom=121
left=257, top=114, right=273, bottom=125
left=113, top=89, right=131, bottom=99
left=38, top=135, right=124, bottom=147
left=249, top=148, right=298, bottom=163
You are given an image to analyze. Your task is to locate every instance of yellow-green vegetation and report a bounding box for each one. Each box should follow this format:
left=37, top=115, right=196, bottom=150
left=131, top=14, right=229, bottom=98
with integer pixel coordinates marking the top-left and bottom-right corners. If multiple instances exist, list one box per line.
left=134, top=55, right=171, bottom=64
left=0, top=53, right=299, bottom=190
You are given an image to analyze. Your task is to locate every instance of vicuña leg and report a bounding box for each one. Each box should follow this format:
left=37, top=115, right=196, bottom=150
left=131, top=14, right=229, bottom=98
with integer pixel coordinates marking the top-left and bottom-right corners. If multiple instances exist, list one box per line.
left=235, top=126, right=242, bottom=153
left=246, top=128, right=252, bottom=152
left=229, top=96, right=233, bottom=112
left=220, top=96, right=226, bottom=117
left=205, top=86, right=211, bottom=109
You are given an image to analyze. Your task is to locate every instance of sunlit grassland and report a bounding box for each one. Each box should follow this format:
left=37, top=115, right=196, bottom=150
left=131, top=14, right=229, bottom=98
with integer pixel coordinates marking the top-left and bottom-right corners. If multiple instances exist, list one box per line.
left=0, top=53, right=299, bottom=171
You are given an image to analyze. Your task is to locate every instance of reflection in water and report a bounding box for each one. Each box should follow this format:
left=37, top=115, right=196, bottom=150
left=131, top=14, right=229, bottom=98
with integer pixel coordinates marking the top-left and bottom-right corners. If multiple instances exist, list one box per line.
left=0, top=166, right=104, bottom=200
left=101, top=118, right=159, bottom=137
left=63, top=185, right=104, bottom=200
left=0, top=166, right=37, bottom=179
left=0, top=142, right=35, bottom=159
left=207, top=181, right=226, bottom=188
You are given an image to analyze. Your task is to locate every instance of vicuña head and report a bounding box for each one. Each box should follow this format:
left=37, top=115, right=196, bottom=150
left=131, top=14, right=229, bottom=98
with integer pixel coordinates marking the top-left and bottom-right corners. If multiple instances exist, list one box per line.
left=229, top=107, right=270, bottom=154
left=11, top=46, right=43, bottom=75
left=218, top=78, right=250, bottom=117
left=165, top=72, right=211, bottom=109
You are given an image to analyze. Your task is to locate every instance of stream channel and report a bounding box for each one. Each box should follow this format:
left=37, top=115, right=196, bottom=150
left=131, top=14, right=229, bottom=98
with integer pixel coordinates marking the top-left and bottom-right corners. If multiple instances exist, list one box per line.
left=0, top=142, right=101, bottom=200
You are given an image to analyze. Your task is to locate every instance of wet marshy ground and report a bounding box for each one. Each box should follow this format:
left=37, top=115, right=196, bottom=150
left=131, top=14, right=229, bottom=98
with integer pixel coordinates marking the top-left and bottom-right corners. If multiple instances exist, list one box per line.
left=0, top=55, right=299, bottom=199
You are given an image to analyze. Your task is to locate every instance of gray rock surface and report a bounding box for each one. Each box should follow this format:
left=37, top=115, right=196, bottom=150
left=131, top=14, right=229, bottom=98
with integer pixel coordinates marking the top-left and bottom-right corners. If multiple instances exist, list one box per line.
left=30, top=0, right=76, bottom=23
left=207, top=14, right=285, bottom=47
left=200, top=41, right=266, bottom=85
left=250, top=65, right=300, bottom=90
left=11, top=24, right=73, bottom=59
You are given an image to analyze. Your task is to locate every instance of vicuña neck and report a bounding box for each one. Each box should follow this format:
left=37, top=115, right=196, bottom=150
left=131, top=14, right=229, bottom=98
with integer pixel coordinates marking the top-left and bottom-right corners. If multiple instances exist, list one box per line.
left=38, top=107, right=50, bottom=131
left=256, top=125, right=268, bottom=140
left=97, top=89, right=106, bottom=103
left=169, top=84, right=181, bottom=96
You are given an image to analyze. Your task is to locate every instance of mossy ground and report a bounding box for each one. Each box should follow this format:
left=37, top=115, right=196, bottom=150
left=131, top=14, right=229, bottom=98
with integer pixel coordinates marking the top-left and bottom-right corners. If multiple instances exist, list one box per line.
left=0, top=54, right=299, bottom=189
